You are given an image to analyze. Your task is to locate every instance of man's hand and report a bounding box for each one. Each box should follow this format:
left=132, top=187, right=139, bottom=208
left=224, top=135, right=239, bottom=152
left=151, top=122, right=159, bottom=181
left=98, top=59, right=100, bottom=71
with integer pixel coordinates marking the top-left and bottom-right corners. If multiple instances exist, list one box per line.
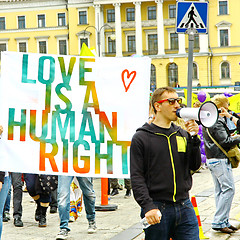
left=0, top=125, right=3, bottom=135
left=0, top=182, right=2, bottom=192
left=145, top=209, right=161, bottom=225
left=185, top=120, right=199, bottom=136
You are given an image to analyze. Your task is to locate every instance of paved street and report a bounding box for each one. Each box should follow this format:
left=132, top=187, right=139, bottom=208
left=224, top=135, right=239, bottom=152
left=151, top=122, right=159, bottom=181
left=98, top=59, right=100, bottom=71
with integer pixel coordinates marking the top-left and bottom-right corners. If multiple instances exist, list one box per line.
left=2, top=167, right=240, bottom=240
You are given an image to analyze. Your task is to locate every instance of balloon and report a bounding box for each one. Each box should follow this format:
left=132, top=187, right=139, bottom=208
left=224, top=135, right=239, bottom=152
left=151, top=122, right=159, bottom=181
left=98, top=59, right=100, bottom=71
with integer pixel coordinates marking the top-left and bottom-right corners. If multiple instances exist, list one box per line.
left=205, top=92, right=211, bottom=102
left=201, top=154, right=207, bottom=164
left=197, top=91, right=207, bottom=103
left=224, top=92, right=229, bottom=97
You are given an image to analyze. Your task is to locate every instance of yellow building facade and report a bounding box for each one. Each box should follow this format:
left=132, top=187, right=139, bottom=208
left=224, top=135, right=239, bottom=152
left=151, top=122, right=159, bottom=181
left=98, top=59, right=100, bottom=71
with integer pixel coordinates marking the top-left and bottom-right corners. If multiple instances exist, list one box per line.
left=0, top=0, right=239, bottom=91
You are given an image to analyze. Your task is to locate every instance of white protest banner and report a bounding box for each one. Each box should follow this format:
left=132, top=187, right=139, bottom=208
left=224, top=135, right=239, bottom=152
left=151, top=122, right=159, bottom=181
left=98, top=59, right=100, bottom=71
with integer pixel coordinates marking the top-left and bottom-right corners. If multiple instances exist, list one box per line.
left=0, top=51, right=151, bottom=178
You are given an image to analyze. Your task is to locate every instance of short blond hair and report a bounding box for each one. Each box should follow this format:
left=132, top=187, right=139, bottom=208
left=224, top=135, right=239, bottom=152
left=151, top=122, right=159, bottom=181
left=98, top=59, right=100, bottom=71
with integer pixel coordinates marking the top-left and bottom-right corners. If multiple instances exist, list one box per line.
left=211, top=94, right=229, bottom=108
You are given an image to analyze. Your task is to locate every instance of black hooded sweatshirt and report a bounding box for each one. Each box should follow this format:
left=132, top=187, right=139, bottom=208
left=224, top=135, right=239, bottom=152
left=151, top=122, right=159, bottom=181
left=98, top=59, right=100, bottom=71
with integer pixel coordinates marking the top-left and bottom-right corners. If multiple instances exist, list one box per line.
left=130, top=122, right=201, bottom=214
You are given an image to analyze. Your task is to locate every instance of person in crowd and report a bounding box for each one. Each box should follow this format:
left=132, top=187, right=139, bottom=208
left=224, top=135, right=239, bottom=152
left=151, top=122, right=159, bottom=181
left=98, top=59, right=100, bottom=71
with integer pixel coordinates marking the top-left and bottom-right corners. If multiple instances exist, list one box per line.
left=11, top=172, right=26, bottom=227
left=202, top=94, right=240, bottom=233
left=0, top=125, right=11, bottom=239
left=50, top=188, right=58, bottom=214
left=2, top=181, right=11, bottom=222
left=110, top=178, right=131, bottom=198
left=0, top=171, right=10, bottom=240
left=69, top=177, right=83, bottom=222
left=130, top=87, right=201, bottom=240
left=11, top=172, right=56, bottom=228
left=56, top=176, right=96, bottom=240
left=220, top=107, right=240, bottom=132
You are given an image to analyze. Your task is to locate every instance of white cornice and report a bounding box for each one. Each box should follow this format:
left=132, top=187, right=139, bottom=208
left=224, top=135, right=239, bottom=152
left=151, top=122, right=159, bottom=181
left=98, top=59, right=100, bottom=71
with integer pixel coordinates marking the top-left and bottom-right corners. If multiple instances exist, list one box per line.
left=93, top=0, right=152, bottom=4
left=0, top=26, right=68, bottom=33
left=0, top=0, right=67, bottom=12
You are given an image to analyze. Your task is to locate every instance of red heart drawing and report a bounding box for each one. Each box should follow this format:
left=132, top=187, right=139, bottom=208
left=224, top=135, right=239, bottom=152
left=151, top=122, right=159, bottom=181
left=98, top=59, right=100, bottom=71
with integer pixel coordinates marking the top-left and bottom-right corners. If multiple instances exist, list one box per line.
left=121, top=69, right=137, bottom=92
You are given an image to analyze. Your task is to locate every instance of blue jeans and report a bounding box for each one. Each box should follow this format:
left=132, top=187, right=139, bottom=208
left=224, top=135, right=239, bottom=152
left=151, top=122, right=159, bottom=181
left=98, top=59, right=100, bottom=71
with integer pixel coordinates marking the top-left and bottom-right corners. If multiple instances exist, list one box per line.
left=207, top=158, right=235, bottom=229
left=0, top=176, right=11, bottom=239
left=141, top=199, right=199, bottom=240
left=58, top=176, right=96, bottom=231
left=4, top=176, right=11, bottom=213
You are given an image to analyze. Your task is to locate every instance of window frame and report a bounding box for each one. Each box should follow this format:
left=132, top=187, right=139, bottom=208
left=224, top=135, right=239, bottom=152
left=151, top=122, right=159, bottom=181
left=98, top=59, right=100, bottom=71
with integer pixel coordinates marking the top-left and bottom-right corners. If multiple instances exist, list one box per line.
left=218, top=0, right=228, bottom=15
left=193, top=62, right=198, bottom=80
left=0, top=41, right=7, bottom=60
left=0, top=17, right=6, bottom=30
left=107, top=36, right=116, bottom=54
left=78, top=10, right=88, bottom=25
left=58, top=39, right=68, bottom=55
left=36, top=39, right=48, bottom=54
left=168, top=63, right=178, bottom=87
left=127, top=35, right=136, bottom=52
left=147, top=33, right=158, bottom=54
left=169, top=4, right=176, bottom=18
left=18, top=41, right=27, bottom=52
left=107, top=9, right=115, bottom=23
left=148, top=6, right=156, bottom=20
left=58, top=13, right=66, bottom=27
left=126, top=8, right=135, bottom=21
left=37, top=14, right=46, bottom=28
left=150, top=64, right=156, bottom=92
left=219, top=28, right=229, bottom=47
left=220, top=61, right=230, bottom=79
left=169, top=32, right=179, bottom=50
left=17, top=15, right=26, bottom=29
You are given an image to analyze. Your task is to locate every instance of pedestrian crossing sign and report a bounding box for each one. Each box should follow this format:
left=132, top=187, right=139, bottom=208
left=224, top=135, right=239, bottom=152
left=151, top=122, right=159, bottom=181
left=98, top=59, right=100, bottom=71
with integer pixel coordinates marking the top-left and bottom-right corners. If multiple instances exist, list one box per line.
left=176, top=1, right=208, bottom=34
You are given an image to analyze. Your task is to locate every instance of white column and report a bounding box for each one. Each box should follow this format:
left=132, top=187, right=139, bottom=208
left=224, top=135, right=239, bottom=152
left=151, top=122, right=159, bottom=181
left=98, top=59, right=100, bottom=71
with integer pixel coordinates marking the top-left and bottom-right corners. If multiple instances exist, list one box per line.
left=134, top=1, right=142, bottom=56
left=155, top=0, right=164, bottom=55
left=199, top=34, right=208, bottom=53
left=94, top=4, right=101, bottom=56
left=100, top=8, right=105, bottom=56
left=113, top=3, right=122, bottom=57
left=178, top=33, right=186, bottom=54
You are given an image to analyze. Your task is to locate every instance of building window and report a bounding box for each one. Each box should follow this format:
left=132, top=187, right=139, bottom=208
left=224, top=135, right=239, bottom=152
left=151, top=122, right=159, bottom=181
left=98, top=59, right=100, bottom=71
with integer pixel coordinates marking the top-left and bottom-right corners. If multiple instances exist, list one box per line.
left=219, top=1, right=228, bottom=15
left=38, top=15, right=45, bottom=28
left=39, top=41, right=47, bottom=53
left=221, top=61, right=230, bottom=79
left=59, top=40, right=67, bottom=55
left=127, top=8, right=135, bottom=21
left=79, top=11, right=87, bottom=25
left=108, top=37, right=116, bottom=53
left=58, top=13, right=66, bottom=26
left=168, top=63, right=178, bottom=87
left=148, top=34, right=158, bottom=54
left=127, top=35, right=136, bottom=52
left=19, top=42, right=27, bottom=52
left=80, top=38, right=88, bottom=48
left=194, top=35, right=199, bottom=48
left=0, top=17, right=5, bottom=30
left=220, top=29, right=229, bottom=46
left=148, top=6, right=156, bottom=20
left=169, top=5, right=176, bottom=18
left=193, top=63, right=198, bottom=80
left=170, top=33, right=178, bottom=50
left=0, top=43, right=7, bottom=60
left=107, top=9, right=115, bottom=23
left=150, top=64, right=156, bottom=92
left=18, top=16, right=25, bottom=29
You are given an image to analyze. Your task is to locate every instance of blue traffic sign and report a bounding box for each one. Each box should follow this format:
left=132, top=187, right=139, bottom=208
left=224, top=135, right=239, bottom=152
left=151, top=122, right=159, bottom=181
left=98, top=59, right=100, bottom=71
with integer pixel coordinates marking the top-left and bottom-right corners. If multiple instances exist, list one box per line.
left=176, top=1, right=208, bottom=34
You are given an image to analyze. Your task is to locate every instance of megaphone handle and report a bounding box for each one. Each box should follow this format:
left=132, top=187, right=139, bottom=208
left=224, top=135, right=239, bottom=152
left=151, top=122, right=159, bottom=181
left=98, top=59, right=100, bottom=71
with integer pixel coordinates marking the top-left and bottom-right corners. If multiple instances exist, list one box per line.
left=183, top=118, right=196, bottom=136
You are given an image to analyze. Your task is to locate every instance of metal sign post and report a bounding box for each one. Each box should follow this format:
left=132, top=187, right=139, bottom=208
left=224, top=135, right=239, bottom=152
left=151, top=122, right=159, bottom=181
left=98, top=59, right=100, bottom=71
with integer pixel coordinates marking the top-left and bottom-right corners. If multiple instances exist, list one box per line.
left=176, top=1, right=208, bottom=107
left=186, top=28, right=198, bottom=107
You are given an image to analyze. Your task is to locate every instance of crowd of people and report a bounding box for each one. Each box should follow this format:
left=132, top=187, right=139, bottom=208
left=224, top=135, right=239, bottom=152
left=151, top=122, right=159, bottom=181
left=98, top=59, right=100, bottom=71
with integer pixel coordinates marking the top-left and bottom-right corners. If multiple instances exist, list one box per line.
left=1, top=86, right=240, bottom=240
left=130, top=87, right=240, bottom=239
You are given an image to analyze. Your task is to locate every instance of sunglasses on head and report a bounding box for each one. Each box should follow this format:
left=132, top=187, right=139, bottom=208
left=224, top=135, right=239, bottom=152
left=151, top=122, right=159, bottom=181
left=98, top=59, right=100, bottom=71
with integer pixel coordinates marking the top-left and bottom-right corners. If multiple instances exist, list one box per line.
left=157, top=98, right=182, bottom=105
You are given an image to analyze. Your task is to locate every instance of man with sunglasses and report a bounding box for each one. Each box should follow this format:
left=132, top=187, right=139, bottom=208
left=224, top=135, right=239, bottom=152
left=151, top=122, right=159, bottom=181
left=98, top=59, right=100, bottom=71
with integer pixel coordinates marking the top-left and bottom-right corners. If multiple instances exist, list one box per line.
left=130, top=87, right=201, bottom=240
